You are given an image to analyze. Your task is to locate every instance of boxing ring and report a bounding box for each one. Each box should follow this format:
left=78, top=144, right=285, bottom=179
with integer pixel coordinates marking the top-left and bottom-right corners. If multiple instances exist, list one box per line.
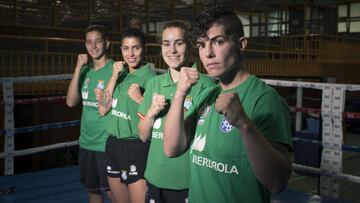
left=1, top=74, right=360, bottom=203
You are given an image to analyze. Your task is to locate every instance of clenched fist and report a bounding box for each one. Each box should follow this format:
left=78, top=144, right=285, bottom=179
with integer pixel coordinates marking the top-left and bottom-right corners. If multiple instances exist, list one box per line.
left=128, top=83, right=143, bottom=104
left=76, top=54, right=88, bottom=68
left=147, top=93, right=167, bottom=118
left=215, top=91, right=248, bottom=128
left=112, top=61, right=125, bottom=78
left=176, top=67, right=199, bottom=96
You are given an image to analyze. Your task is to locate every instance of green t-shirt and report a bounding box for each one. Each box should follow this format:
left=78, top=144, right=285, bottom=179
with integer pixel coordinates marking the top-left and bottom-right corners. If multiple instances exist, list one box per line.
left=187, top=74, right=292, bottom=203
left=106, top=63, right=156, bottom=139
left=138, top=69, right=216, bottom=190
left=79, top=59, right=114, bottom=152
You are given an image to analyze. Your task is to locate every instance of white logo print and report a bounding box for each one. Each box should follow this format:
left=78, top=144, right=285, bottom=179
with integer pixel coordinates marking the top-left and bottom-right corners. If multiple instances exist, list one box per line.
left=198, top=105, right=211, bottom=125
left=84, top=78, right=90, bottom=89
left=191, top=133, right=206, bottom=153
left=121, top=170, right=127, bottom=180
left=153, top=118, right=161, bottom=129
left=112, top=98, right=118, bottom=108
left=81, top=91, right=88, bottom=99
left=129, top=164, right=138, bottom=176
left=220, top=118, right=233, bottom=133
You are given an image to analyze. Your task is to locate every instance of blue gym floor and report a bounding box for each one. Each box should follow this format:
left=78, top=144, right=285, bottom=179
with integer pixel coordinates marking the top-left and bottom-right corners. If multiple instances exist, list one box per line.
left=0, top=165, right=350, bottom=203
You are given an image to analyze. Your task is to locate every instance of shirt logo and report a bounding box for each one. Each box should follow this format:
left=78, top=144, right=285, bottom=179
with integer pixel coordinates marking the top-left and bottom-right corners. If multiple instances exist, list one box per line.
left=197, top=105, right=211, bottom=125
left=112, top=98, right=118, bottom=108
left=191, top=133, right=206, bottom=153
left=81, top=91, right=88, bottom=99
left=220, top=118, right=234, bottom=133
left=84, top=78, right=90, bottom=89
left=153, top=118, right=161, bottom=129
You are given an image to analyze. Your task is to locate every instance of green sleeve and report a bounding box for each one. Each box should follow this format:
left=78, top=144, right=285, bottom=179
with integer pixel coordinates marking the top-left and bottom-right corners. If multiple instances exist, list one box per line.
left=78, top=65, right=91, bottom=90
left=185, top=86, right=219, bottom=121
left=253, top=91, right=293, bottom=150
left=142, top=71, right=157, bottom=88
left=138, top=79, right=154, bottom=116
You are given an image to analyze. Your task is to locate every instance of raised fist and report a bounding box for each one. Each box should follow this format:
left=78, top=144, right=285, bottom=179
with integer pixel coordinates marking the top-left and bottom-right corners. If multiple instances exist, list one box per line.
left=147, top=93, right=167, bottom=118
left=128, top=83, right=143, bottom=104
left=112, top=61, right=125, bottom=78
left=215, top=91, right=247, bottom=128
left=176, top=67, right=199, bottom=96
left=76, top=54, right=88, bottom=68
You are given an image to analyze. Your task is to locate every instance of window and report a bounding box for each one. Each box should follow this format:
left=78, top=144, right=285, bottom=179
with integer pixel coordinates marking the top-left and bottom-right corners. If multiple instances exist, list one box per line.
left=338, top=3, right=360, bottom=33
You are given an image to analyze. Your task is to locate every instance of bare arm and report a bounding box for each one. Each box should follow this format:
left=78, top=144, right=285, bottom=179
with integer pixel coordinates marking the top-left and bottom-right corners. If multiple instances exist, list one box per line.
left=98, top=61, right=124, bottom=116
left=163, top=90, right=190, bottom=157
left=163, top=67, right=199, bottom=157
left=237, top=119, right=291, bottom=193
left=138, top=93, right=166, bottom=142
left=66, top=54, right=87, bottom=107
left=215, top=92, right=292, bottom=193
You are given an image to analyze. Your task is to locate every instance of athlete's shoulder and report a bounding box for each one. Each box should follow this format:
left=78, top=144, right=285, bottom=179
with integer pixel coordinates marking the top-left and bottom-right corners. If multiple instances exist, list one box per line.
left=105, top=59, right=115, bottom=67
left=196, top=85, right=221, bottom=103
left=138, top=62, right=157, bottom=76
left=198, top=73, right=218, bottom=87
left=245, top=75, right=274, bottom=95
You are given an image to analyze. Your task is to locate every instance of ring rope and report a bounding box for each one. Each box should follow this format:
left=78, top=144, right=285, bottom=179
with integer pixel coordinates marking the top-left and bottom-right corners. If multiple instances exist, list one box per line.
left=0, top=140, right=78, bottom=159
left=293, top=137, right=360, bottom=153
left=0, top=120, right=80, bottom=136
left=293, top=164, right=360, bottom=184
left=0, top=96, right=66, bottom=105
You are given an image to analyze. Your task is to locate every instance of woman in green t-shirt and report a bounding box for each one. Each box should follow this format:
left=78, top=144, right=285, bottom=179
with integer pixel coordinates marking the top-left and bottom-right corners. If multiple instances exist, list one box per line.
left=98, top=28, right=156, bottom=203
left=163, top=6, right=293, bottom=203
left=66, top=24, right=115, bottom=203
left=138, top=21, right=215, bottom=203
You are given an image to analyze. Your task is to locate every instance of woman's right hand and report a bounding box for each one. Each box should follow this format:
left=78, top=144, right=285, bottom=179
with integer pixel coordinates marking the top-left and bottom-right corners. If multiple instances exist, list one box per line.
left=147, top=93, right=167, bottom=118
left=76, top=54, right=88, bottom=69
left=112, top=61, right=125, bottom=78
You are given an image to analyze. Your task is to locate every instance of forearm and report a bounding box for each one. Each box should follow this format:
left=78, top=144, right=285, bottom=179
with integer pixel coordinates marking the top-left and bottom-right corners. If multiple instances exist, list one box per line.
left=98, top=76, right=117, bottom=116
left=237, top=118, right=292, bottom=193
left=163, top=91, right=189, bottom=157
left=138, top=114, right=156, bottom=142
left=66, top=67, right=82, bottom=107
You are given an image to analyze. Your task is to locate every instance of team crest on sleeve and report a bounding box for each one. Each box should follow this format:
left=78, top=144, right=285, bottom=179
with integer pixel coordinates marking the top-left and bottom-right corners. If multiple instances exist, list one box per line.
left=197, top=105, right=210, bottom=125
left=184, top=96, right=193, bottom=110
left=220, top=118, right=234, bottom=133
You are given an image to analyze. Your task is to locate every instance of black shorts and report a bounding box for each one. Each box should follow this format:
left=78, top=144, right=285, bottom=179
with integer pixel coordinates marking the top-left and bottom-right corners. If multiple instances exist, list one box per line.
left=79, top=148, right=109, bottom=194
left=105, top=136, right=150, bottom=185
left=145, top=181, right=189, bottom=203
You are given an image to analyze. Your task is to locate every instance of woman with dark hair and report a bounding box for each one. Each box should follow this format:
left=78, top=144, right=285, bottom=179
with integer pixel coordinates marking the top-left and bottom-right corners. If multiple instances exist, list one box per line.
left=164, top=6, right=293, bottom=203
left=66, top=24, right=115, bottom=203
left=98, top=28, right=156, bottom=203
